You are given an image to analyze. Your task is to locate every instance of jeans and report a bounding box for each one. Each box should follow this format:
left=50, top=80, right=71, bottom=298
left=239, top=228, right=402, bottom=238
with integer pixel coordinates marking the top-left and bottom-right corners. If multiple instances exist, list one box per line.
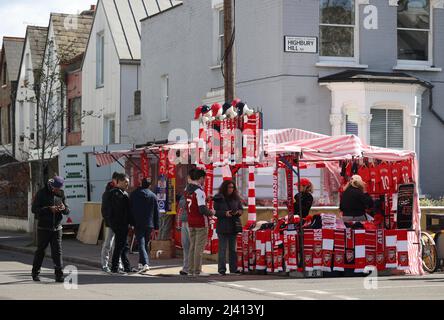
left=101, top=227, right=123, bottom=269
left=111, top=228, right=131, bottom=272
left=188, top=227, right=208, bottom=274
left=181, top=222, right=190, bottom=273
left=135, top=227, right=152, bottom=266
left=32, top=229, right=63, bottom=276
left=217, top=233, right=237, bottom=274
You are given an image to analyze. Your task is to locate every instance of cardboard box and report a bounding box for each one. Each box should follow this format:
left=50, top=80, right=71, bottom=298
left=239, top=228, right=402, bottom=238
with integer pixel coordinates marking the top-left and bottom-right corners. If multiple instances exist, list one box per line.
left=150, top=240, right=176, bottom=259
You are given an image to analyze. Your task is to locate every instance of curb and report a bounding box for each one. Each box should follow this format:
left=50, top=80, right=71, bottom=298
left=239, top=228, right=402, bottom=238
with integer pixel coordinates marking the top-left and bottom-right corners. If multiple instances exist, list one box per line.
left=0, top=244, right=102, bottom=269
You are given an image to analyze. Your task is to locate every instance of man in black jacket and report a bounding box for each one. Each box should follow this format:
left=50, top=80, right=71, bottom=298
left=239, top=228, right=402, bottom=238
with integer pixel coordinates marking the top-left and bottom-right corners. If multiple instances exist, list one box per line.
left=101, top=171, right=123, bottom=273
left=31, top=176, right=70, bottom=282
left=109, top=173, right=133, bottom=274
left=130, top=178, right=159, bottom=273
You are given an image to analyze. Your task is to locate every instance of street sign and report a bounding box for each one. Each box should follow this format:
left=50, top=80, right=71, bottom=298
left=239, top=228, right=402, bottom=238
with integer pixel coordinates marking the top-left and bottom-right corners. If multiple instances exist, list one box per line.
left=284, top=36, right=318, bottom=53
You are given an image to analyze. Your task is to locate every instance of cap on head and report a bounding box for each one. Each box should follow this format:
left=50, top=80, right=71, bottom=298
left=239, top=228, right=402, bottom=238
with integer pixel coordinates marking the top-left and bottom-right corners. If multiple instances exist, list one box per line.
left=294, top=178, right=311, bottom=187
left=50, top=176, right=64, bottom=189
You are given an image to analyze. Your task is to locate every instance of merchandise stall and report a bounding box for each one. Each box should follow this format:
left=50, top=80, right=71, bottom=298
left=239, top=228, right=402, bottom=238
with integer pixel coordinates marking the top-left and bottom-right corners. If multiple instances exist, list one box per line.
left=93, top=102, right=423, bottom=277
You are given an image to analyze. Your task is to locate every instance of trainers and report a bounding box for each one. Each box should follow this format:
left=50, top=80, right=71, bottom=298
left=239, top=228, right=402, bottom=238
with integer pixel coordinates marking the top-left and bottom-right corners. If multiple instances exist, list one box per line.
left=230, top=272, right=242, bottom=276
left=179, top=270, right=188, bottom=276
left=197, top=272, right=210, bottom=277
left=102, top=266, right=111, bottom=273
left=32, top=274, right=40, bottom=282
left=111, top=270, right=128, bottom=275
left=137, top=263, right=144, bottom=271
left=218, top=272, right=226, bottom=276
left=140, top=265, right=150, bottom=273
left=55, top=275, right=65, bottom=283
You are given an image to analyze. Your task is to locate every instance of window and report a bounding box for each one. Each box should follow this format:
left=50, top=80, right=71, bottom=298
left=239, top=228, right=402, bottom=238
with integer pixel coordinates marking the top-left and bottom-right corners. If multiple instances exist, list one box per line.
left=134, top=90, right=141, bottom=116
left=218, top=9, right=224, bottom=64
left=397, top=0, right=431, bottom=63
left=68, top=97, right=81, bottom=133
left=96, top=32, right=105, bottom=87
left=104, top=117, right=115, bottom=145
left=370, top=109, right=404, bottom=149
left=320, top=0, right=356, bottom=58
left=161, top=75, right=169, bottom=121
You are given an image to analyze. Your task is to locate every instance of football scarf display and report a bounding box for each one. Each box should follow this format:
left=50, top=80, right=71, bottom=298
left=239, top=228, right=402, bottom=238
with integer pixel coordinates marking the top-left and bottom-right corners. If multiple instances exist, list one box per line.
left=385, top=229, right=398, bottom=268
left=322, top=229, right=335, bottom=272
left=247, top=166, right=257, bottom=225
left=255, top=230, right=266, bottom=271
left=303, top=229, right=314, bottom=271
left=365, top=230, right=377, bottom=269
left=354, top=230, right=366, bottom=273
left=286, top=166, right=294, bottom=218
left=397, top=229, right=409, bottom=270
left=272, top=164, right=279, bottom=221
left=286, top=230, right=298, bottom=271
left=249, top=230, right=256, bottom=271
left=236, top=234, right=243, bottom=272
left=265, top=230, right=273, bottom=273
left=333, top=230, right=345, bottom=272
left=376, top=229, right=385, bottom=271
left=242, top=230, right=250, bottom=272
left=313, top=229, right=323, bottom=270
left=345, top=228, right=355, bottom=269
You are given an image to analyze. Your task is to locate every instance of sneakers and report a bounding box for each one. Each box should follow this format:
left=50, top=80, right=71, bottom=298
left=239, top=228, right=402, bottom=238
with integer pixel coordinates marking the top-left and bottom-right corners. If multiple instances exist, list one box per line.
left=32, top=274, right=40, bottom=282
left=55, top=275, right=65, bottom=283
left=139, top=265, right=150, bottom=273
left=102, top=266, right=111, bottom=273
left=179, top=270, right=188, bottom=276
left=230, top=271, right=242, bottom=276
left=218, top=272, right=226, bottom=276
left=111, top=270, right=128, bottom=275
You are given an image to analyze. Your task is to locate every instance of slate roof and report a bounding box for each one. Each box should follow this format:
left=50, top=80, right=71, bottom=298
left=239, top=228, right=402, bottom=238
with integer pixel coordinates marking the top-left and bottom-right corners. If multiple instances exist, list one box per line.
left=2, top=37, right=25, bottom=82
left=50, top=12, right=94, bottom=63
left=27, top=26, right=49, bottom=71
left=100, top=0, right=182, bottom=61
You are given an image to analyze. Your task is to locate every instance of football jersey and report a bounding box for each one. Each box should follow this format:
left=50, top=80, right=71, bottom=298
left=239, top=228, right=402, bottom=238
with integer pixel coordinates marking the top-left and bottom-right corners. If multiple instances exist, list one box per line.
left=391, top=163, right=401, bottom=193
left=368, top=166, right=381, bottom=194
left=379, top=163, right=392, bottom=193
left=185, top=185, right=209, bottom=228
left=400, top=160, right=412, bottom=184
left=357, top=166, right=370, bottom=185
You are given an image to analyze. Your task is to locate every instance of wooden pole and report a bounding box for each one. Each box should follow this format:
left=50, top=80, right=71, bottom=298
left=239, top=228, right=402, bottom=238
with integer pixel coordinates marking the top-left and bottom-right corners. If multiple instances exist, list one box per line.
left=224, top=0, right=235, bottom=102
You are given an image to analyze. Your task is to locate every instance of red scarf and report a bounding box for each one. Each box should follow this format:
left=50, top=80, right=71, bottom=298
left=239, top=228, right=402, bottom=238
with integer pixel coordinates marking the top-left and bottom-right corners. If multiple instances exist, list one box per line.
left=333, top=230, right=345, bottom=271
left=303, top=229, right=314, bottom=271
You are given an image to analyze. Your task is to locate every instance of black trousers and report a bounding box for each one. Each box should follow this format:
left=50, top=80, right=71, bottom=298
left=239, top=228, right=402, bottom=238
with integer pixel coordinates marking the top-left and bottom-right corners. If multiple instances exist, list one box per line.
left=111, top=228, right=131, bottom=272
left=32, top=229, right=63, bottom=276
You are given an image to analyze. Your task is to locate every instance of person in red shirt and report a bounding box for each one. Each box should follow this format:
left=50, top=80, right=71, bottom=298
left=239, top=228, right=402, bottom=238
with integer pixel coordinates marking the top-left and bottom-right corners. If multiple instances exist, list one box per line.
left=185, top=169, right=215, bottom=277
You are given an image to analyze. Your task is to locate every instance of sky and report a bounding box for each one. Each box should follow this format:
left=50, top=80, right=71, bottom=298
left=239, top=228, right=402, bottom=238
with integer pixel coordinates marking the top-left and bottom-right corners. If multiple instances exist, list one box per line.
left=0, top=0, right=96, bottom=47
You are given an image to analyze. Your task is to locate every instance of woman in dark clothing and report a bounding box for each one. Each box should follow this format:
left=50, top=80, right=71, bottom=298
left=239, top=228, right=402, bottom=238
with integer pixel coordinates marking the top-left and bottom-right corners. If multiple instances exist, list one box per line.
left=214, top=180, right=243, bottom=276
left=340, top=175, right=374, bottom=222
left=294, top=178, right=314, bottom=218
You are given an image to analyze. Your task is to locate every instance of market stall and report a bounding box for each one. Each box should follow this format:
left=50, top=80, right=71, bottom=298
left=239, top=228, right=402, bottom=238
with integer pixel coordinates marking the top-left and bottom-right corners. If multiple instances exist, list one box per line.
left=93, top=102, right=423, bottom=277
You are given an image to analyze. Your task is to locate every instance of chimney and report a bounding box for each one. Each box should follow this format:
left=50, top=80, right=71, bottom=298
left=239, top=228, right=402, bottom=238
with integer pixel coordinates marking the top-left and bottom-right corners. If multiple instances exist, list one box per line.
left=80, top=5, right=96, bottom=16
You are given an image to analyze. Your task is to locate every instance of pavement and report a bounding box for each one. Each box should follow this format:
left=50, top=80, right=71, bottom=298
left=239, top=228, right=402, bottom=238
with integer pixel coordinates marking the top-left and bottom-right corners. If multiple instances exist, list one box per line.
left=0, top=230, right=221, bottom=276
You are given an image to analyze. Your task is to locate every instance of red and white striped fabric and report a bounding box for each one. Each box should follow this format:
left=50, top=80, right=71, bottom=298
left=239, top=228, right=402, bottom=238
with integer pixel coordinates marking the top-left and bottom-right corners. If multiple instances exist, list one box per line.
left=385, top=230, right=398, bottom=269
left=354, top=230, right=366, bottom=273
left=95, top=152, right=125, bottom=167
left=313, top=229, right=323, bottom=271
left=236, top=234, right=243, bottom=272
left=333, top=230, right=345, bottom=271
left=249, top=230, right=256, bottom=271
left=265, top=230, right=273, bottom=273
left=221, top=165, right=232, bottom=181
left=397, top=229, right=409, bottom=270
left=242, top=230, right=249, bottom=272
left=322, top=229, right=335, bottom=272
left=406, top=231, right=423, bottom=275
left=303, top=229, right=314, bottom=271
left=247, top=166, right=256, bottom=225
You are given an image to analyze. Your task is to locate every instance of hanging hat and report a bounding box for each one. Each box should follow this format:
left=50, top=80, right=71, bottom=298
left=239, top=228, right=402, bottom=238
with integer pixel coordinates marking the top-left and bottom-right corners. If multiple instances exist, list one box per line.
left=295, top=178, right=311, bottom=187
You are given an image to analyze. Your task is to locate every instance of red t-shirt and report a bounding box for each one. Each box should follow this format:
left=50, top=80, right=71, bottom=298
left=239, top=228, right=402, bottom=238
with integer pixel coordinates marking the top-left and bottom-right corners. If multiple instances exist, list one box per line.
left=185, top=187, right=209, bottom=228
left=369, top=166, right=381, bottom=194
left=400, top=160, right=412, bottom=184
left=391, top=163, right=401, bottom=193
left=358, top=166, right=370, bottom=185
left=379, top=163, right=392, bottom=193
